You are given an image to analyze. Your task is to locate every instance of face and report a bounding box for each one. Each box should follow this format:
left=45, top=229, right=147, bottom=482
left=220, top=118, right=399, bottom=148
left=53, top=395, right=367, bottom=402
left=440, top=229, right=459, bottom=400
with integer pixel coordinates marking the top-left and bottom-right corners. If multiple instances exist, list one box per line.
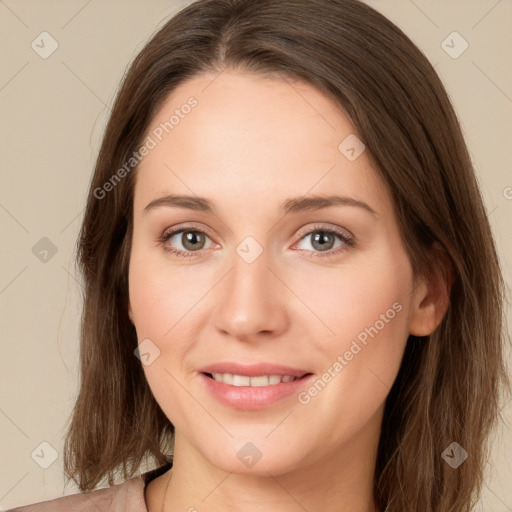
left=127, top=70, right=427, bottom=476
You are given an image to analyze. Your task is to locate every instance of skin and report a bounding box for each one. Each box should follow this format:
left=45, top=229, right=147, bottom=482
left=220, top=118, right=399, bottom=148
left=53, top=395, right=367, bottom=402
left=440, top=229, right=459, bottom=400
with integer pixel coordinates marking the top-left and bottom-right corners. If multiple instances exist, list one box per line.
left=127, top=70, right=451, bottom=512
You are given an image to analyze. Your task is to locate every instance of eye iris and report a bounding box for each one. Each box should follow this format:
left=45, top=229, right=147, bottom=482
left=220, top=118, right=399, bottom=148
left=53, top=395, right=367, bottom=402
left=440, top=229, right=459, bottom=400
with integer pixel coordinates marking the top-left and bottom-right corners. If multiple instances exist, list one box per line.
left=182, top=231, right=205, bottom=251
left=312, top=231, right=335, bottom=251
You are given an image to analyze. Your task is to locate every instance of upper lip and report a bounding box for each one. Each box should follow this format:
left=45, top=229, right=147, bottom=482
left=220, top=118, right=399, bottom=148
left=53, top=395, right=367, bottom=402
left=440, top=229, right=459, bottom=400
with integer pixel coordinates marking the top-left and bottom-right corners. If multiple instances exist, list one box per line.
left=198, top=362, right=312, bottom=378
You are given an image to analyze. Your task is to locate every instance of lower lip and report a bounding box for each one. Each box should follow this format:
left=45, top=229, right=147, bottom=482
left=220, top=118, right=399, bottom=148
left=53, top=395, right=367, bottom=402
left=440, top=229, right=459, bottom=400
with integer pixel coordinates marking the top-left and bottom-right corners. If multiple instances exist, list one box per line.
left=199, top=372, right=315, bottom=410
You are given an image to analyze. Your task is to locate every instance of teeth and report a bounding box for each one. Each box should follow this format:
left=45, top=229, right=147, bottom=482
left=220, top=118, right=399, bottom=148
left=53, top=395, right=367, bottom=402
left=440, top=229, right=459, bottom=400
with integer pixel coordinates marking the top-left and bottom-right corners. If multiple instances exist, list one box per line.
left=233, top=374, right=250, bottom=386
left=210, top=373, right=298, bottom=386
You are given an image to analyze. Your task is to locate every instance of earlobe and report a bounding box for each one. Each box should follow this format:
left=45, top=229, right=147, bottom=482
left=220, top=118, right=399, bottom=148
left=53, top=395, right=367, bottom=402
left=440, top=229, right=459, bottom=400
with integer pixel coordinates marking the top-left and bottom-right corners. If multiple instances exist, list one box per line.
left=408, top=242, right=455, bottom=337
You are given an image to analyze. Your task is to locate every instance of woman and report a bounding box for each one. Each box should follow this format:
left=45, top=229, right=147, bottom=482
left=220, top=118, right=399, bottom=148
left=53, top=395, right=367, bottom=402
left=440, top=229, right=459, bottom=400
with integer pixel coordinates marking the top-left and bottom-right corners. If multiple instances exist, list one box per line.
left=8, top=0, right=510, bottom=511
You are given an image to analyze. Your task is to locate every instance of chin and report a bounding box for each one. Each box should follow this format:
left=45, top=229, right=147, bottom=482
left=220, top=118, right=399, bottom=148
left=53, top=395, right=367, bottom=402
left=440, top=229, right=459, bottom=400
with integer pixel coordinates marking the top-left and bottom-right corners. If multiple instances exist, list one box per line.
left=199, top=437, right=310, bottom=477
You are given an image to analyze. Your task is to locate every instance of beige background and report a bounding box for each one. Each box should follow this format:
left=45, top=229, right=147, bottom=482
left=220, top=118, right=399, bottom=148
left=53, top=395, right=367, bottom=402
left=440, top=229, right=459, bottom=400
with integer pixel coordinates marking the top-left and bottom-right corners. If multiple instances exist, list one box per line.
left=0, top=0, right=511, bottom=510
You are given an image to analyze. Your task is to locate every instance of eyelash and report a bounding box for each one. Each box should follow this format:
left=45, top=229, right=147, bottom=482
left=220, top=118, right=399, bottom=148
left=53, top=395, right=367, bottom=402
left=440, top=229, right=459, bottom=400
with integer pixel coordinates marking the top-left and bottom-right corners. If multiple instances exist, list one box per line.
left=158, top=223, right=355, bottom=259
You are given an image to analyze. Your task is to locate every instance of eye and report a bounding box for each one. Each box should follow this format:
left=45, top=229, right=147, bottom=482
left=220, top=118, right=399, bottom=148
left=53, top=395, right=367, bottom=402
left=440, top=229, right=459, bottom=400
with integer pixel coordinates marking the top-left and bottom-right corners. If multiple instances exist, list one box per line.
left=292, top=224, right=354, bottom=258
left=158, top=225, right=215, bottom=258
left=158, top=223, right=354, bottom=259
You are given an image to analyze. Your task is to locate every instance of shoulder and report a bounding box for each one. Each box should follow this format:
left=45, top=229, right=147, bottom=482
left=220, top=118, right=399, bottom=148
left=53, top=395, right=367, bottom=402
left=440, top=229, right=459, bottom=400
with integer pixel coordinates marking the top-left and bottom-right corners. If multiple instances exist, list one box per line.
left=4, top=474, right=147, bottom=512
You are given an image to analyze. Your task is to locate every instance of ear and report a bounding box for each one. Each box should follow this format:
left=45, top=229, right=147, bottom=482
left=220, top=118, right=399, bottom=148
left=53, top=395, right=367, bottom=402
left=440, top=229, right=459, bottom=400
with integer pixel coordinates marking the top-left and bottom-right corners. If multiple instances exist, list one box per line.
left=408, top=241, right=455, bottom=336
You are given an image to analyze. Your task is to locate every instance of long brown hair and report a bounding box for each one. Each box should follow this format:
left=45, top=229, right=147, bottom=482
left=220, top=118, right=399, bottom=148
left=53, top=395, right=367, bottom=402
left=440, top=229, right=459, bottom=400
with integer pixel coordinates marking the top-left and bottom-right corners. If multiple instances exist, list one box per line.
left=63, top=1, right=511, bottom=510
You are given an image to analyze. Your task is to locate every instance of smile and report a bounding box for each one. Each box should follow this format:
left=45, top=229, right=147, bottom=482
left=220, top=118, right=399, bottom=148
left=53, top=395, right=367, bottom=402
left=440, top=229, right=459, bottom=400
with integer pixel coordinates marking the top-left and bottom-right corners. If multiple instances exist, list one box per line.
left=205, top=373, right=300, bottom=386
left=199, top=371, right=315, bottom=410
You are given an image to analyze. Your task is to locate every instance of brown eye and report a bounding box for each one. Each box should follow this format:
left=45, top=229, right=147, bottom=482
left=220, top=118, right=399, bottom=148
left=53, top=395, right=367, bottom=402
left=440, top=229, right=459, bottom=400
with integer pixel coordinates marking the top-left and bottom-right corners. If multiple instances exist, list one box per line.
left=159, top=227, right=214, bottom=257
left=178, top=230, right=207, bottom=251
left=294, top=225, right=355, bottom=258
left=310, top=231, right=337, bottom=251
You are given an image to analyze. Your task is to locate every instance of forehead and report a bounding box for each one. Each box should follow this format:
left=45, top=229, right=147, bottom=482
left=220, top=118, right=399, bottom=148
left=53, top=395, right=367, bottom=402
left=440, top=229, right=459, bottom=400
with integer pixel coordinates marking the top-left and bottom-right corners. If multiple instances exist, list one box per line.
left=133, top=70, right=391, bottom=217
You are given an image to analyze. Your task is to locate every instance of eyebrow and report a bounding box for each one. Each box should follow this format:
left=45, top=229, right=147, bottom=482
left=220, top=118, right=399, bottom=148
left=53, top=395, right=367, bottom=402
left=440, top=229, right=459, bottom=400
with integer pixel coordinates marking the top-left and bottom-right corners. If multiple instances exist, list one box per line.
left=143, top=194, right=378, bottom=218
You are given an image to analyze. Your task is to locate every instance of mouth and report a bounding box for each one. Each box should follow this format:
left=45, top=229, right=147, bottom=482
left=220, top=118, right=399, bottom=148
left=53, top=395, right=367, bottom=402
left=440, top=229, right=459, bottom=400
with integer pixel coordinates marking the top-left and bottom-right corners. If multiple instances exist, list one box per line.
left=198, top=365, right=315, bottom=410
left=202, top=372, right=312, bottom=386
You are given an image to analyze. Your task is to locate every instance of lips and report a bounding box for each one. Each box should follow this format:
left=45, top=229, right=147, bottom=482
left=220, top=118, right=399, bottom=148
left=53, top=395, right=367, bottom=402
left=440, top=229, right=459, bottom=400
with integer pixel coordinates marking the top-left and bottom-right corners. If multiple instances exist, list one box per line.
left=197, top=362, right=315, bottom=410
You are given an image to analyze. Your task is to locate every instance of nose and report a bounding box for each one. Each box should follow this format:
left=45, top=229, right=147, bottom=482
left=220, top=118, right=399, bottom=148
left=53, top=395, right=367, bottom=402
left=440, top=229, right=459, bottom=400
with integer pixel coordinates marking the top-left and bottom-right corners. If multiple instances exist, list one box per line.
left=212, top=249, right=290, bottom=342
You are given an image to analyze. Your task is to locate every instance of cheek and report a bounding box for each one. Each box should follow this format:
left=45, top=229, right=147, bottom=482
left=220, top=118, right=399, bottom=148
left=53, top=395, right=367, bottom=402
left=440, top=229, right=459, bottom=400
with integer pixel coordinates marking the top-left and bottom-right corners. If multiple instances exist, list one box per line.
left=128, top=244, right=206, bottom=339
left=128, top=246, right=199, bottom=428
left=296, top=244, right=410, bottom=337
left=288, top=251, right=411, bottom=446
left=297, top=244, right=412, bottom=393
